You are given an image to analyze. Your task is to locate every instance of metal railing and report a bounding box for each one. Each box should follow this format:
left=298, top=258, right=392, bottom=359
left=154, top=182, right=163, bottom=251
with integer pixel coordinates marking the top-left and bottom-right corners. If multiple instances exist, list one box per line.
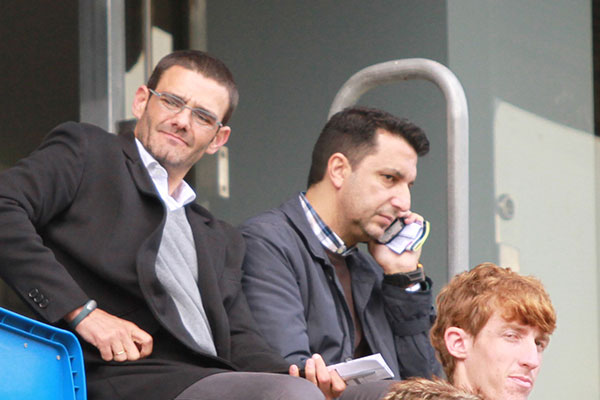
left=329, top=58, right=469, bottom=278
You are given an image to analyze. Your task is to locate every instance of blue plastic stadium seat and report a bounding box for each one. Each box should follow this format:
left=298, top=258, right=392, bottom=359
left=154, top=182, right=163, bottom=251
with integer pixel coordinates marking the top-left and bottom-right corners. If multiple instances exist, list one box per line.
left=0, top=306, right=86, bottom=400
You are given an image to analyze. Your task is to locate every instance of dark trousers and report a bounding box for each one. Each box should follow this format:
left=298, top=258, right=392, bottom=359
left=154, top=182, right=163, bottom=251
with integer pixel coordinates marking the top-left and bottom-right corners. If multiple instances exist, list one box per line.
left=174, top=372, right=394, bottom=400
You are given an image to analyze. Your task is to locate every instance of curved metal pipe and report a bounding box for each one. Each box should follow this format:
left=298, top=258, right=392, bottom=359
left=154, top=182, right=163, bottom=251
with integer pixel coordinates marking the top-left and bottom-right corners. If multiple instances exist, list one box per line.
left=329, top=58, right=469, bottom=279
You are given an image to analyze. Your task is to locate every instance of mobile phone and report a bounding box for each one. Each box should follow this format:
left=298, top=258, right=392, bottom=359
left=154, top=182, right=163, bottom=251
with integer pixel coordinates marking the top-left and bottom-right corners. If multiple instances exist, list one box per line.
left=377, top=218, right=405, bottom=244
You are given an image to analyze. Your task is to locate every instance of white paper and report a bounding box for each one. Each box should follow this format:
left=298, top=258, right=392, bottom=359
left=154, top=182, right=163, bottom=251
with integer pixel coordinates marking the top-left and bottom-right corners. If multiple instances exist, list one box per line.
left=386, top=220, right=429, bottom=255
left=327, top=353, right=394, bottom=385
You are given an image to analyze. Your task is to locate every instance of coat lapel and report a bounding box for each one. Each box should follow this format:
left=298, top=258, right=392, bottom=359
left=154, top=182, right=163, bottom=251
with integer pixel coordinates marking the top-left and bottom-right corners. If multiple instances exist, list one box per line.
left=280, top=196, right=329, bottom=263
left=118, top=133, right=159, bottom=198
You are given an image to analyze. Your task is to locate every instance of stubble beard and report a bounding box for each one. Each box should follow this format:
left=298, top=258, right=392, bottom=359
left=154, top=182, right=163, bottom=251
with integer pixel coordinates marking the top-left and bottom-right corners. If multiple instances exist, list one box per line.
left=138, top=116, right=195, bottom=172
left=355, top=217, right=387, bottom=244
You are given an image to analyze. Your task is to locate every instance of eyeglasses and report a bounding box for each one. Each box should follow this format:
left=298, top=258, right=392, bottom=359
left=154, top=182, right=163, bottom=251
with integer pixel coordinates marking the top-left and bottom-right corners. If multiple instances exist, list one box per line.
left=148, top=88, right=223, bottom=132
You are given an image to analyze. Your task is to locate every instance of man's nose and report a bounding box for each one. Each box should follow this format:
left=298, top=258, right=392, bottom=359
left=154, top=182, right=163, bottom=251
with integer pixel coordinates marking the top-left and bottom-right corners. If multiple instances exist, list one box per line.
left=171, top=107, right=193, bottom=129
left=390, top=185, right=411, bottom=214
left=520, top=339, right=542, bottom=370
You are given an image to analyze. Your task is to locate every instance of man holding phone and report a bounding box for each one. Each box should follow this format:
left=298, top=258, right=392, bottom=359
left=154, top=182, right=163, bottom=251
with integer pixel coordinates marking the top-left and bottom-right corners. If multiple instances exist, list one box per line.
left=240, top=106, right=442, bottom=398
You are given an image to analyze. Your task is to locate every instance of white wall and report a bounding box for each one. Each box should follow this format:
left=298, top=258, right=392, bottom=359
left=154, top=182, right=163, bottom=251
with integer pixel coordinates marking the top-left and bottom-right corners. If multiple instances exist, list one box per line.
left=449, top=1, right=598, bottom=398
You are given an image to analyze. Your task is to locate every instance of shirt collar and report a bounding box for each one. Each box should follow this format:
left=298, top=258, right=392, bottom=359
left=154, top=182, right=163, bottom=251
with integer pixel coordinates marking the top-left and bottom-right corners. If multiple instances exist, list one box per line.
left=299, top=192, right=356, bottom=256
left=135, top=138, right=196, bottom=211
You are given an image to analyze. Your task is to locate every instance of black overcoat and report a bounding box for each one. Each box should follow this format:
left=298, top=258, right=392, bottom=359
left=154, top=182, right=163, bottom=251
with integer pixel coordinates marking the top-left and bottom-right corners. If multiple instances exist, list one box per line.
left=0, top=122, right=289, bottom=399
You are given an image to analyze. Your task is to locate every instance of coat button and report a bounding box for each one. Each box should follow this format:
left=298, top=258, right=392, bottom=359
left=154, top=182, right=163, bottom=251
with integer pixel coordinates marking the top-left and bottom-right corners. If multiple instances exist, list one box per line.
left=38, top=298, right=50, bottom=308
left=28, top=288, right=40, bottom=298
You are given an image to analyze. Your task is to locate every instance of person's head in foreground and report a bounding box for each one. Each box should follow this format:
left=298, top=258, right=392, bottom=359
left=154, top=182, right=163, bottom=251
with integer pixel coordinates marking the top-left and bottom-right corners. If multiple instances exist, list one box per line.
left=384, top=377, right=483, bottom=400
left=430, top=263, right=556, bottom=400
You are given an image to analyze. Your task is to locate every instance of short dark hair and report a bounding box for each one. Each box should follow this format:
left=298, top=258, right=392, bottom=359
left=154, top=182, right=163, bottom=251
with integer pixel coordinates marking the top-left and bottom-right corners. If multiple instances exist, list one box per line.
left=147, top=50, right=239, bottom=124
left=307, top=106, right=429, bottom=187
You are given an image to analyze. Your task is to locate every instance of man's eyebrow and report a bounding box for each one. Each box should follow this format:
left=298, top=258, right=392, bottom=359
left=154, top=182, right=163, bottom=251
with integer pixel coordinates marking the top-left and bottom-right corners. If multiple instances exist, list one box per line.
left=161, top=91, right=187, bottom=102
left=165, top=91, right=217, bottom=115
left=381, top=168, right=404, bottom=178
left=381, top=168, right=416, bottom=184
left=386, top=169, right=401, bottom=175
left=537, top=333, right=550, bottom=343
left=163, top=91, right=197, bottom=106
left=501, top=322, right=528, bottom=332
left=502, top=322, right=547, bottom=339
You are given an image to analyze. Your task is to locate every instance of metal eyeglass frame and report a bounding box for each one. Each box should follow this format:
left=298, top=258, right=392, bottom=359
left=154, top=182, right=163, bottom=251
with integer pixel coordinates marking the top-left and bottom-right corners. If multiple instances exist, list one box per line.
left=148, top=88, right=223, bottom=132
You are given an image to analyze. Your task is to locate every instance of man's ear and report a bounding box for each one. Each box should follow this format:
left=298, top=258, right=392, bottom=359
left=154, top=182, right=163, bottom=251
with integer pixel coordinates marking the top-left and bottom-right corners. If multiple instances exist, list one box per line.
left=132, top=86, right=150, bottom=119
left=205, top=126, right=231, bottom=155
left=327, top=153, right=351, bottom=189
left=444, top=327, right=471, bottom=360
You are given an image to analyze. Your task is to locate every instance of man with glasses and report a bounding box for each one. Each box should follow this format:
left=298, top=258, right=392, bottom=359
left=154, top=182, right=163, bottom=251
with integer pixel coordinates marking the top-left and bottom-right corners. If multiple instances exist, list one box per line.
left=0, top=50, right=344, bottom=400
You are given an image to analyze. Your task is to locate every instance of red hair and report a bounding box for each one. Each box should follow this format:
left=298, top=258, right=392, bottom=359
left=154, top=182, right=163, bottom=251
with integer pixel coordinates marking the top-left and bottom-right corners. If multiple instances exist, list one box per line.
left=430, top=263, right=556, bottom=381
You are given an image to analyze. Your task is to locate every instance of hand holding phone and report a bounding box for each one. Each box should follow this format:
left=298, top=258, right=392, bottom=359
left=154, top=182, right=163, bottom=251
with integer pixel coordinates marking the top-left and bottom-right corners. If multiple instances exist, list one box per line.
left=377, top=218, right=405, bottom=244
left=377, top=218, right=430, bottom=255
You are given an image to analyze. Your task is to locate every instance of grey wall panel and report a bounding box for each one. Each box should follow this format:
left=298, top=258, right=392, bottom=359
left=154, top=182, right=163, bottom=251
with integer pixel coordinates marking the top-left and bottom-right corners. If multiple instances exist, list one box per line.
left=207, top=1, right=450, bottom=291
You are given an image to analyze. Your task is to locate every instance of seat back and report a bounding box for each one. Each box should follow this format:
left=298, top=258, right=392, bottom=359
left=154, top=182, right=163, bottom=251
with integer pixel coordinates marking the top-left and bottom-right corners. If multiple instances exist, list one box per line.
left=0, top=306, right=86, bottom=400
